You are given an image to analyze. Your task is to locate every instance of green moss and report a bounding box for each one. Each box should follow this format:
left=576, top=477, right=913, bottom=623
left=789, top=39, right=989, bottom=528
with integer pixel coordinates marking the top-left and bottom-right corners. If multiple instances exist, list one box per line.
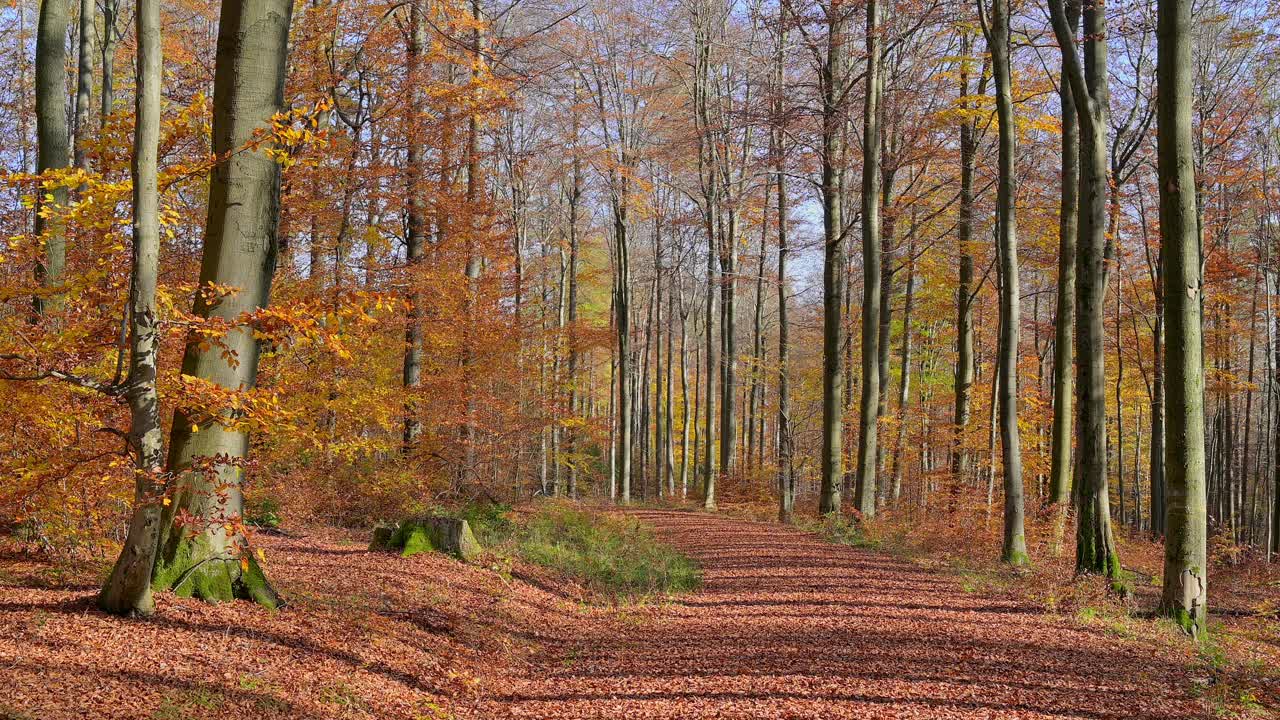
left=151, top=533, right=279, bottom=609
left=398, top=526, right=436, bottom=557
left=1170, top=608, right=1200, bottom=636
left=998, top=543, right=1029, bottom=566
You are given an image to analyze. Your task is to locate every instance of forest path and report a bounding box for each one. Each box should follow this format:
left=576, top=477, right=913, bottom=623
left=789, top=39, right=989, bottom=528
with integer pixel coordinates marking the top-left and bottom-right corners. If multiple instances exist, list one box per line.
left=488, top=510, right=1204, bottom=720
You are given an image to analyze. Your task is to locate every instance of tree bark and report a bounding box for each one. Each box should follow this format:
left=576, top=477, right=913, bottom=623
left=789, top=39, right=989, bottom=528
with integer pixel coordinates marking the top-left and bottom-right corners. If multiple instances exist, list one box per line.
left=952, top=29, right=981, bottom=490
left=99, top=0, right=164, bottom=616
left=100, top=0, right=119, bottom=124
left=401, top=0, right=427, bottom=449
left=774, top=1, right=793, bottom=522
left=1049, top=0, right=1080, bottom=511
left=1156, top=0, right=1208, bottom=633
left=988, top=0, right=1028, bottom=565
left=854, top=0, right=883, bottom=519
left=151, top=0, right=293, bottom=607
left=1049, top=0, right=1120, bottom=577
left=34, top=0, right=71, bottom=316
left=73, top=0, right=94, bottom=169
left=891, top=221, right=917, bottom=502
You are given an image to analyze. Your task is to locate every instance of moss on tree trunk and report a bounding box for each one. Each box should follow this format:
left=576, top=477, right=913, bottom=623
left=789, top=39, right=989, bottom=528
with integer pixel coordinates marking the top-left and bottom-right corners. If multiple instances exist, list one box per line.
left=153, top=530, right=280, bottom=607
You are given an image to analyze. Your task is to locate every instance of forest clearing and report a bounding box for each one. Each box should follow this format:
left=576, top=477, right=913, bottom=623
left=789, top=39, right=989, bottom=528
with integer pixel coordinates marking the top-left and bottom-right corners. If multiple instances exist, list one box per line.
left=2, top=0, right=1280, bottom=715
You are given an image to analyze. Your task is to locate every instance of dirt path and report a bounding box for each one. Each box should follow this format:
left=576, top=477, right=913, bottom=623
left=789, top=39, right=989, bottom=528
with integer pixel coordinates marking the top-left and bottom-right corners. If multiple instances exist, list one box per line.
left=488, top=510, right=1205, bottom=720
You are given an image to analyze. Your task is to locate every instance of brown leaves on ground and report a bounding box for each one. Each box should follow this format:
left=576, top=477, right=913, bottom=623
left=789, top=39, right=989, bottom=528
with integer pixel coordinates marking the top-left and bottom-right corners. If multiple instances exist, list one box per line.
left=485, top=511, right=1210, bottom=719
left=1, top=512, right=1220, bottom=719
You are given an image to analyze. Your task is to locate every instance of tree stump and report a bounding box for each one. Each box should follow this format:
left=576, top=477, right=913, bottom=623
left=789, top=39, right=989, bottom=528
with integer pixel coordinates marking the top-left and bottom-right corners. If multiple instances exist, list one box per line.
left=371, top=517, right=482, bottom=561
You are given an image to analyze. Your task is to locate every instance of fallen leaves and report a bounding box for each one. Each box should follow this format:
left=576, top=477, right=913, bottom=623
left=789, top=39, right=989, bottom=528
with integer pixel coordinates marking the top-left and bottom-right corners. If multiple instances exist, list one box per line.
left=0, top=513, right=1220, bottom=719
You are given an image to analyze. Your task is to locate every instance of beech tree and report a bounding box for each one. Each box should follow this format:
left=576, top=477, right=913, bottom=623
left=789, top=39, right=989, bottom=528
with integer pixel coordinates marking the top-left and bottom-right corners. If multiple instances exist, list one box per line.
left=854, top=0, right=884, bottom=519
left=151, top=0, right=295, bottom=606
left=1049, top=0, right=1120, bottom=579
left=1156, top=0, right=1208, bottom=635
left=98, top=0, right=164, bottom=617
left=33, top=0, right=69, bottom=315
left=981, top=0, right=1027, bottom=565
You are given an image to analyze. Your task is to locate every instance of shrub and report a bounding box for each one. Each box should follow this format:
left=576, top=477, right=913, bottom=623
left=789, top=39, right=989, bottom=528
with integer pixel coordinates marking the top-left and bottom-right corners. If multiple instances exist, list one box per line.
left=245, top=496, right=283, bottom=530
left=809, top=512, right=880, bottom=549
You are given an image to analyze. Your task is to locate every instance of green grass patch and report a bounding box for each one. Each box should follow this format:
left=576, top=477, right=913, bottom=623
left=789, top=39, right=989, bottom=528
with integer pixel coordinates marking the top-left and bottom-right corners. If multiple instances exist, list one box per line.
left=151, top=688, right=224, bottom=720
left=804, top=513, right=881, bottom=550
left=514, top=505, right=701, bottom=599
left=383, top=501, right=699, bottom=600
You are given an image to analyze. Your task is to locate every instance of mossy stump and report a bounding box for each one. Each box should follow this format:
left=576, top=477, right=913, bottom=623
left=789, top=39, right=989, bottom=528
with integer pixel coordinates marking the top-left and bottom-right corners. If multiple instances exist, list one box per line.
left=371, top=517, right=482, bottom=562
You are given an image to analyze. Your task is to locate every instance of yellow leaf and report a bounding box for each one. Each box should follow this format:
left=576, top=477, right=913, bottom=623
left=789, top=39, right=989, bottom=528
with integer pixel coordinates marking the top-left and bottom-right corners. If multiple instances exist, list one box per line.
left=257, top=548, right=265, bottom=562
left=162, top=497, right=171, bottom=506
left=191, top=423, right=199, bottom=433
left=240, top=556, right=249, bottom=572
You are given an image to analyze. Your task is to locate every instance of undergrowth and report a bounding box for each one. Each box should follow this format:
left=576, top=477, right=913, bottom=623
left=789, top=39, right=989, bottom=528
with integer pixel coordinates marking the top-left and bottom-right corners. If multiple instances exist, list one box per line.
left=421, top=501, right=700, bottom=600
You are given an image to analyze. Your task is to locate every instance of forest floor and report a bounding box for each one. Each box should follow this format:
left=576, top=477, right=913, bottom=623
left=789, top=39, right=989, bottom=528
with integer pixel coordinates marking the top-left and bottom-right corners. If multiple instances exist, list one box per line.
left=0, top=509, right=1271, bottom=719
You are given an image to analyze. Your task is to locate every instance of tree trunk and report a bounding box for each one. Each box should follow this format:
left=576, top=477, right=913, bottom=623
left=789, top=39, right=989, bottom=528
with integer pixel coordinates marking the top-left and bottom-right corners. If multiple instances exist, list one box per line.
left=1049, top=0, right=1080, bottom=512
left=679, top=288, right=691, bottom=498
left=100, top=0, right=119, bottom=124
left=817, top=2, right=847, bottom=516
left=151, top=0, right=293, bottom=607
left=952, top=30, right=980, bottom=490
left=98, top=0, right=164, bottom=616
left=1151, top=259, right=1167, bottom=537
left=34, top=0, right=71, bottom=316
left=854, top=0, right=883, bottom=519
left=718, top=234, right=737, bottom=485
left=778, top=173, right=794, bottom=519
left=891, top=226, right=917, bottom=502
left=703, top=229, right=717, bottom=508
left=1049, top=0, right=1119, bottom=577
left=614, top=202, right=633, bottom=503
left=1156, top=0, right=1208, bottom=633
left=774, top=2, right=792, bottom=522
left=989, top=0, right=1028, bottom=565
left=401, top=0, right=427, bottom=449
left=73, top=0, right=94, bottom=169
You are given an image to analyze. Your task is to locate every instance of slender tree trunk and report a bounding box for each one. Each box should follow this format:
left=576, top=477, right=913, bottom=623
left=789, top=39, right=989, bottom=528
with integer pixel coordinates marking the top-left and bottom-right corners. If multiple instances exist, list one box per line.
left=401, top=0, right=427, bottom=449
left=614, top=203, right=633, bottom=503
left=1151, top=256, right=1167, bottom=537
left=460, top=0, right=485, bottom=485
left=1156, top=0, right=1208, bottom=632
left=818, top=3, right=847, bottom=516
left=718, top=234, right=737, bottom=485
left=989, top=0, right=1028, bottom=565
left=680, top=289, right=691, bottom=498
left=891, top=228, right=917, bottom=502
left=703, top=229, right=717, bottom=508
left=100, top=0, right=118, bottom=124
left=73, top=0, right=94, bottom=169
left=665, top=268, right=677, bottom=496
left=854, top=0, right=883, bottom=518
left=99, top=0, right=164, bottom=616
left=774, top=3, right=792, bottom=521
left=1049, top=0, right=1080, bottom=514
left=1115, top=237, right=1126, bottom=528
left=748, top=183, right=769, bottom=475
left=151, top=0, right=293, bottom=607
left=34, top=0, right=71, bottom=316
left=566, top=117, right=582, bottom=498
left=952, top=30, right=979, bottom=491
